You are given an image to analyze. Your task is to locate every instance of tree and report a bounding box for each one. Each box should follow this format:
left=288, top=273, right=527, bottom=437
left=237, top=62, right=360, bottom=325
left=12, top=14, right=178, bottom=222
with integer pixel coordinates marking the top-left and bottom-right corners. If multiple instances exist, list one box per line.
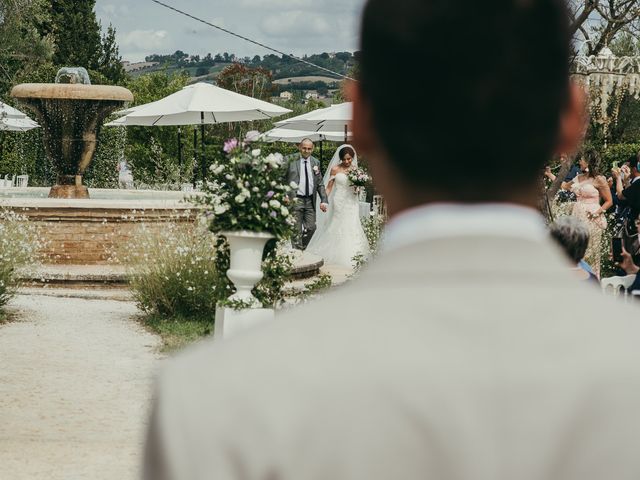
left=215, top=63, right=274, bottom=100
left=47, top=0, right=102, bottom=70
left=0, top=0, right=54, bottom=95
left=569, top=1, right=640, bottom=55
left=99, top=23, right=126, bottom=84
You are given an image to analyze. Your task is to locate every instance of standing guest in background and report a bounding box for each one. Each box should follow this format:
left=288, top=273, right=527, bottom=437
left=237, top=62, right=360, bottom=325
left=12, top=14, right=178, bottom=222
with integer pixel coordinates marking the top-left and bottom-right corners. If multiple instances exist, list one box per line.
left=117, top=157, right=134, bottom=189
left=144, top=1, right=640, bottom=479
left=549, top=216, right=598, bottom=284
left=569, top=149, right=612, bottom=277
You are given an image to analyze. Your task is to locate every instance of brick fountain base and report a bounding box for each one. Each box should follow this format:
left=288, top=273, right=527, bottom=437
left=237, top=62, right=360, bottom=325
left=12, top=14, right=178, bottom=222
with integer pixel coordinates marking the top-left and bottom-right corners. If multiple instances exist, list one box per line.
left=0, top=188, right=322, bottom=286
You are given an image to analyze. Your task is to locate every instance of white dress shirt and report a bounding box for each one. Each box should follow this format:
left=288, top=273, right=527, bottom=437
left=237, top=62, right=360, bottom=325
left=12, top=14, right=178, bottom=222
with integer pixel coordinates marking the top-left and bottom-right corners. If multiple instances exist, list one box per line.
left=382, top=203, right=548, bottom=253
left=297, top=157, right=314, bottom=197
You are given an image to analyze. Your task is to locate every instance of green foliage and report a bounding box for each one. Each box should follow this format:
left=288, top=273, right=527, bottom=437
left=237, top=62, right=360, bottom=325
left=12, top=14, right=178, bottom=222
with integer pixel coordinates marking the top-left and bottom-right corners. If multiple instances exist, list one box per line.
left=599, top=143, right=640, bottom=170
left=362, top=213, right=386, bottom=251
left=122, top=71, right=192, bottom=186
left=123, top=218, right=294, bottom=319
left=122, top=219, right=222, bottom=318
left=0, top=0, right=54, bottom=94
left=0, top=209, right=43, bottom=306
left=85, top=125, right=126, bottom=188
left=140, top=313, right=212, bottom=353
left=47, top=0, right=102, bottom=72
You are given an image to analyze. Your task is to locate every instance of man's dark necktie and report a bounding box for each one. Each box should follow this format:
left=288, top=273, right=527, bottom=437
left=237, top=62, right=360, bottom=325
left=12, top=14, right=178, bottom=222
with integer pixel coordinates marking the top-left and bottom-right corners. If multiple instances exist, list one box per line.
left=304, top=160, right=310, bottom=196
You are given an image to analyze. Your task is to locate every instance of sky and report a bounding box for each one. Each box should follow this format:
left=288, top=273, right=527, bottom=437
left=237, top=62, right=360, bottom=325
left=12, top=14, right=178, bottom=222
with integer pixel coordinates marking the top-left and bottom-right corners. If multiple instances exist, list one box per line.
left=95, top=0, right=367, bottom=63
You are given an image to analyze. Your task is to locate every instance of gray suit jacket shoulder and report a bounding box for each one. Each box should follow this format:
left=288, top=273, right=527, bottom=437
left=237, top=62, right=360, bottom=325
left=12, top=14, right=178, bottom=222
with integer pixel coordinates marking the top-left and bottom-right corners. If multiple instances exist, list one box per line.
left=146, top=236, right=640, bottom=479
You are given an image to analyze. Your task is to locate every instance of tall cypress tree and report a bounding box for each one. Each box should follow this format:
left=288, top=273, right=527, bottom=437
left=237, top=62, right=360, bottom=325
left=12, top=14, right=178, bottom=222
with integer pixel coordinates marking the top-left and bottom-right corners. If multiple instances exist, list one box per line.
left=49, top=0, right=103, bottom=71
left=99, top=24, right=126, bottom=85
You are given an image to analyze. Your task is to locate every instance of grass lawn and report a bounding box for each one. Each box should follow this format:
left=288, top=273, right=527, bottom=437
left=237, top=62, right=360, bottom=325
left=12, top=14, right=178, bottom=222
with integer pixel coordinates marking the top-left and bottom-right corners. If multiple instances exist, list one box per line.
left=140, top=313, right=213, bottom=353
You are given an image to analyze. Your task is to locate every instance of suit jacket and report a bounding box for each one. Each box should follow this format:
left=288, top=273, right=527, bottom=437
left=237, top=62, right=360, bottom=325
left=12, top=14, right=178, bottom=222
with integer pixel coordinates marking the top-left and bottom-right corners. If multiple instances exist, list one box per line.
left=145, top=235, right=640, bottom=480
left=285, top=154, right=328, bottom=207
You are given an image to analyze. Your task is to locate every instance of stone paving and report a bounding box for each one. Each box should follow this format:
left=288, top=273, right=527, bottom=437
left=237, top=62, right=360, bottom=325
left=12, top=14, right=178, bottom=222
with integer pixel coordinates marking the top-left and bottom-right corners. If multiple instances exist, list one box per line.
left=0, top=293, right=161, bottom=480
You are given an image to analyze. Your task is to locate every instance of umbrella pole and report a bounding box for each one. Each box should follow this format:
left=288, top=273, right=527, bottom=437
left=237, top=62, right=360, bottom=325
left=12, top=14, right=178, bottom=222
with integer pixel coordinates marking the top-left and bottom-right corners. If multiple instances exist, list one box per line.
left=177, top=126, right=182, bottom=182
left=344, top=124, right=348, bottom=143
left=320, top=141, right=323, bottom=171
left=192, top=128, right=197, bottom=187
left=200, top=112, right=205, bottom=183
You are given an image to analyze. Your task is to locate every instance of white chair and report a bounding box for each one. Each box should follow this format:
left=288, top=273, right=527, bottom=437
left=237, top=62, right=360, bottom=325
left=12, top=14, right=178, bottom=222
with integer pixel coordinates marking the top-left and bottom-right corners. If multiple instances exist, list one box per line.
left=15, top=175, right=28, bottom=187
left=601, top=275, right=637, bottom=300
left=4, top=174, right=14, bottom=187
left=372, top=195, right=387, bottom=218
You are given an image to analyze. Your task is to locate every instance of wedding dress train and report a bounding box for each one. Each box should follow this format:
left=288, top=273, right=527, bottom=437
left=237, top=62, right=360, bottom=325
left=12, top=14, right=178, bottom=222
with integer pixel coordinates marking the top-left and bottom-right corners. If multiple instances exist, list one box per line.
left=306, top=172, right=370, bottom=268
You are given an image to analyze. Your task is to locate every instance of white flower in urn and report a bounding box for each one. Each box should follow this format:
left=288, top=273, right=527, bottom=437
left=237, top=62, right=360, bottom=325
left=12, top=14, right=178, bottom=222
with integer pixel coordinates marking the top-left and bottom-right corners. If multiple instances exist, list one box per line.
left=235, top=194, right=246, bottom=204
left=280, top=206, right=289, bottom=217
left=214, top=204, right=229, bottom=214
left=289, top=181, right=298, bottom=190
left=269, top=199, right=281, bottom=209
left=251, top=148, right=261, bottom=157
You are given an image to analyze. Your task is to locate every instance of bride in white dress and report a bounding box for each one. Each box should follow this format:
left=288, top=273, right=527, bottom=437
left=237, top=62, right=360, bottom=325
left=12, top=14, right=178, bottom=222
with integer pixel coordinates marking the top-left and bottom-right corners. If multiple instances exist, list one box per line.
left=306, top=144, right=370, bottom=268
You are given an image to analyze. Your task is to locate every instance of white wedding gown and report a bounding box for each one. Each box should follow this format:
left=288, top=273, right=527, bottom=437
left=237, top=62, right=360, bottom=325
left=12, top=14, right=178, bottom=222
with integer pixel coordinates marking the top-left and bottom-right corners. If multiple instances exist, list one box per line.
left=306, top=172, right=370, bottom=267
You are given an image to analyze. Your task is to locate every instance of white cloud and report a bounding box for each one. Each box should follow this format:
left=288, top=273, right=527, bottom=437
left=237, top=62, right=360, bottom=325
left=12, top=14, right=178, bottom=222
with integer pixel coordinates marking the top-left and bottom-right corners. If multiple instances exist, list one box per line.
left=240, top=0, right=313, bottom=8
left=119, top=30, right=170, bottom=51
left=261, top=11, right=332, bottom=37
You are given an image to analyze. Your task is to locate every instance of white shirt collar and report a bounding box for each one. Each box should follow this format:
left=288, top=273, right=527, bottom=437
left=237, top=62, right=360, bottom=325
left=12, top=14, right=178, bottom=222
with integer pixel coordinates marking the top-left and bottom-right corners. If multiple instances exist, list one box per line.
left=381, top=203, right=547, bottom=253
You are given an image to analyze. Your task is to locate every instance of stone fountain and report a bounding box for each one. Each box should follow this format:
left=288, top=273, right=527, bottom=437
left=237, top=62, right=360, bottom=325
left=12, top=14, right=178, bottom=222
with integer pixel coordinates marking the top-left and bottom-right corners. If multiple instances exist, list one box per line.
left=11, top=67, right=133, bottom=198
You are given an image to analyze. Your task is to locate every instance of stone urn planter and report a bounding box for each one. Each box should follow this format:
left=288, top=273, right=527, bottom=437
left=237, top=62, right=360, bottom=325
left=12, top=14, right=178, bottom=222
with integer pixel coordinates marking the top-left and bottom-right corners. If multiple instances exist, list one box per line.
left=221, top=230, right=275, bottom=306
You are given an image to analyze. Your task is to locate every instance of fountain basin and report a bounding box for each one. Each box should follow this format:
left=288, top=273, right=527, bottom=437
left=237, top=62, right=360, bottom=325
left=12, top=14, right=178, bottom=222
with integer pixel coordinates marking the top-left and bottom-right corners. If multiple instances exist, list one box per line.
left=0, top=189, right=195, bottom=265
left=0, top=188, right=323, bottom=282
left=11, top=82, right=133, bottom=199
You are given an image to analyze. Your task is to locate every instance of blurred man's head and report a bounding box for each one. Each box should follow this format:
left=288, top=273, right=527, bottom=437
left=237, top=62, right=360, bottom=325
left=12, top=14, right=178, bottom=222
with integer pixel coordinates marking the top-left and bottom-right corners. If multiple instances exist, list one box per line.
left=351, top=0, right=582, bottom=215
left=549, top=216, right=590, bottom=264
left=299, top=139, right=314, bottom=159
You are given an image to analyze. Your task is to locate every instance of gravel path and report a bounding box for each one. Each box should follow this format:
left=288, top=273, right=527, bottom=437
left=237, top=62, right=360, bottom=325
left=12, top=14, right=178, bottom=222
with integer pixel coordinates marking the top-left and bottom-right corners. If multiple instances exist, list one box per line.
left=0, top=293, right=162, bottom=480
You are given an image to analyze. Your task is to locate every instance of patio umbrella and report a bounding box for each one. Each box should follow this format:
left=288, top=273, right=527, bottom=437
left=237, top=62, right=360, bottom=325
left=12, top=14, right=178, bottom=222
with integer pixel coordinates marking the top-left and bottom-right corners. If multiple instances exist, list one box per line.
left=0, top=116, right=39, bottom=132
left=275, top=102, right=352, bottom=140
left=0, top=100, right=30, bottom=120
left=113, top=82, right=291, bottom=126
left=260, top=127, right=352, bottom=143
left=106, top=82, right=291, bottom=181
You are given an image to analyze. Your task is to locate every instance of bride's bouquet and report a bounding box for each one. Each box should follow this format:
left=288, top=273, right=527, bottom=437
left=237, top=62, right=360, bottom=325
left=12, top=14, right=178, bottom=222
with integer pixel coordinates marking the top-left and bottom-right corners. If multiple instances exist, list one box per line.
left=347, top=167, right=370, bottom=188
left=192, top=138, right=296, bottom=238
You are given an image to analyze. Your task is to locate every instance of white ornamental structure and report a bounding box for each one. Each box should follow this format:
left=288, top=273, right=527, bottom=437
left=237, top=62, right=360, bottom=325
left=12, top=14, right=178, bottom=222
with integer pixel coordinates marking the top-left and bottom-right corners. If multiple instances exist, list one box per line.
left=572, top=47, right=640, bottom=144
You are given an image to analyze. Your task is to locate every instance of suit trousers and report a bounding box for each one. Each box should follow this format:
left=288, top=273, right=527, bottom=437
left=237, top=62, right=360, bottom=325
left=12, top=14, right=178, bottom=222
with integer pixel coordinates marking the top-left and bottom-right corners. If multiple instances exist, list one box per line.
left=293, top=196, right=316, bottom=249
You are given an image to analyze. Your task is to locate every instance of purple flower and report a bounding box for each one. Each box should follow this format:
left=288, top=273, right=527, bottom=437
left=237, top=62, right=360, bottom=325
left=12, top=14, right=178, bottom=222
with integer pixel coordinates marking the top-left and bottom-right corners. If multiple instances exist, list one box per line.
left=270, top=211, right=278, bottom=218
left=266, top=190, right=275, bottom=199
left=223, top=138, right=239, bottom=153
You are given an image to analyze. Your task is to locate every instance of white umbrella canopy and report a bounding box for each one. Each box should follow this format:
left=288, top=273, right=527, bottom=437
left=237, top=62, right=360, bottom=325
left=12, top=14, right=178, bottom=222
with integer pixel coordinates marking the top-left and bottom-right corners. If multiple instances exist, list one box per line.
left=112, top=82, right=291, bottom=126
left=0, top=100, right=29, bottom=120
left=0, top=116, right=39, bottom=132
left=260, top=127, right=352, bottom=143
left=275, top=102, right=352, bottom=133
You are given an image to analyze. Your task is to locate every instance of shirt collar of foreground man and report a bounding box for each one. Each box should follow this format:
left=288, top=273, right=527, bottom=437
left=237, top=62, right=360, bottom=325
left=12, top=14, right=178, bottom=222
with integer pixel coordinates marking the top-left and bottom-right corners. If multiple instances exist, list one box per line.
left=382, top=203, right=548, bottom=253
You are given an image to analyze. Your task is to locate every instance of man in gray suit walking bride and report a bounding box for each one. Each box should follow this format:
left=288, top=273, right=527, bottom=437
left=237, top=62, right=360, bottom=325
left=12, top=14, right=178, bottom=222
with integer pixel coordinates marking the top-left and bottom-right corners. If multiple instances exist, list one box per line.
left=285, top=138, right=328, bottom=249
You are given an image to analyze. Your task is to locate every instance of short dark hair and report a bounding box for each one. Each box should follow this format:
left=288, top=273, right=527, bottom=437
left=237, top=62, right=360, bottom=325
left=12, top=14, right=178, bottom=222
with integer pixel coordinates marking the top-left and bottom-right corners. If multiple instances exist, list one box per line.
left=550, top=216, right=590, bottom=263
left=358, top=0, right=570, bottom=200
left=339, top=146, right=355, bottom=160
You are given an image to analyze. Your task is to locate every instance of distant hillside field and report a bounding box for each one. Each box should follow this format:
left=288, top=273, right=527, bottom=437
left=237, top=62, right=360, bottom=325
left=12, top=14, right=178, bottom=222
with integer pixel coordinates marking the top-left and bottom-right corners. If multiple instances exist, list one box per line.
left=274, top=76, right=340, bottom=85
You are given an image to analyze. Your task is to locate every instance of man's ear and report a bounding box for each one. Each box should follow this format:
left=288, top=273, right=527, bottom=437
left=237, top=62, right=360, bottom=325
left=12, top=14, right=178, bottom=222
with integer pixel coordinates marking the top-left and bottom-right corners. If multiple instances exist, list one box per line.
left=556, top=82, right=588, bottom=156
left=346, top=80, right=377, bottom=155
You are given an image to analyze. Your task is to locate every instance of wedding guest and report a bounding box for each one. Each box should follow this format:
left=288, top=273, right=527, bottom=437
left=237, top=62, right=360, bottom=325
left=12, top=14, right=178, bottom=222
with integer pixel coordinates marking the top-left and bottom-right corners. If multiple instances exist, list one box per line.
left=613, top=155, right=640, bottom=214
left=145, top=1, right=640, bottom=479
left=549, top=216, right=598, bottom=283
left=568, top=149, right=613, bottom=276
